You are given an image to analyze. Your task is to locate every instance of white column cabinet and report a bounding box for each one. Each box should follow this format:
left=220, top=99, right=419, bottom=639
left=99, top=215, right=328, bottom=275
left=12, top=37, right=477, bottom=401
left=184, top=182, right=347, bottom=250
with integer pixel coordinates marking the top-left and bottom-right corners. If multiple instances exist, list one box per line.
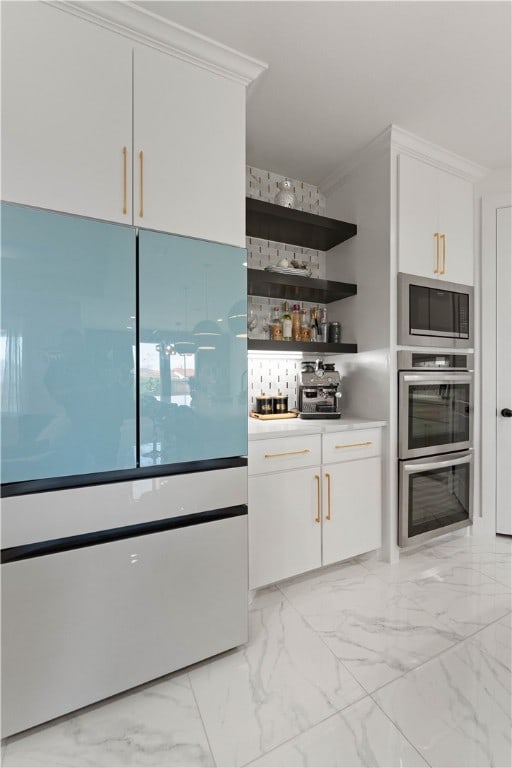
left=133, top=45, right=245, bottom=246
left=248, top=428, right=382, bottom=589
left=398, top=153, right=474, bottom=285
left=1, top=2, right=133, bottom=224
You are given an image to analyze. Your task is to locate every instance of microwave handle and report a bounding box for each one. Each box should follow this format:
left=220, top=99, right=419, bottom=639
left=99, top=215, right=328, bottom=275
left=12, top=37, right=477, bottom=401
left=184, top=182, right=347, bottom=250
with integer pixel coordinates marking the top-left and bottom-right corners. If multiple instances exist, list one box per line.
left=404, top=454, right=472, bottom=473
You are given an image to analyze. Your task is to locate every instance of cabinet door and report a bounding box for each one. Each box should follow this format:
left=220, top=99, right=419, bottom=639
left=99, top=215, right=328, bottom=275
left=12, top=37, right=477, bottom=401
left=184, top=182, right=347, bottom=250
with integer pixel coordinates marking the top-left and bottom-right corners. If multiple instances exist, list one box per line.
left=249, top=468, right=322, bottom=589
left=437, top=171, right=474, bottom=285
left=398, top=154, right=439, bottom=278
left=1, top=2, right=133, bottom=223
left=133, top=46, right=245, bottom=246
left=322, top=457, right=381, bottom=566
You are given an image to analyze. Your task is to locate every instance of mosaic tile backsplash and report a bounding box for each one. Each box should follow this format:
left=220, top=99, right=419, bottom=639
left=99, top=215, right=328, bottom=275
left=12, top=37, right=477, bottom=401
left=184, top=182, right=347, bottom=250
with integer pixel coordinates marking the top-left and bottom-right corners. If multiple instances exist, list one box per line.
left=248, top=357, right=303, bottom=412
left=246, top=166, right=329, bottom=414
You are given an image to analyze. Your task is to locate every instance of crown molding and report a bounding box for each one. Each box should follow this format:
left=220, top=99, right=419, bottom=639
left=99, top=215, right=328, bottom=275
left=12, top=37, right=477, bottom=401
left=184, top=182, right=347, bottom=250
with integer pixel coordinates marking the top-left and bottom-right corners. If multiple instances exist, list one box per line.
left=45, top=1, right=268, bottom=87
left=389, top=125, right=489, bottom=181
left=321, top=123, right=490, bottom=196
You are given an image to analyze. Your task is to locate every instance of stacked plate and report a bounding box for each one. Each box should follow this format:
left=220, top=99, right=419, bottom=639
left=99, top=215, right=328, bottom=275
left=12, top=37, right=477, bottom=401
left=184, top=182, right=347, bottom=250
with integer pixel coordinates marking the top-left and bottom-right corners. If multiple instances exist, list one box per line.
left=264, top=266, right=312, bottom=277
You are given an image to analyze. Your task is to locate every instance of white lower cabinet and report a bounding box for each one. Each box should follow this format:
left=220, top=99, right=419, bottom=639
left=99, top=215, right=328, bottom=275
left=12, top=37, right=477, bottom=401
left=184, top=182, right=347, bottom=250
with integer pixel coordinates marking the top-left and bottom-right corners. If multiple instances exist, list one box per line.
left=249, top=468, right=322, bottom=589
left=322, top=456, right=381, bottom=565
left=249, top=428, right=382, bottom=589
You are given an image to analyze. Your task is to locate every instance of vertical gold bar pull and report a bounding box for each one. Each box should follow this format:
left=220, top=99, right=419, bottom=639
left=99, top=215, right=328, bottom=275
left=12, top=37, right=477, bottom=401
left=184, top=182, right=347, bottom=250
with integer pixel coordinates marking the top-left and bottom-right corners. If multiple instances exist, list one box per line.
left=139, top=150, right=144, bottom=218
left=314, top=475, right=321, bottom=523
left=433, top=233, right=439, bottom=273
left=325, top=472, right=332, bottom=520
left=122, top=146, right=127, bottom=215
left=440, top=233, right=446, bottom=274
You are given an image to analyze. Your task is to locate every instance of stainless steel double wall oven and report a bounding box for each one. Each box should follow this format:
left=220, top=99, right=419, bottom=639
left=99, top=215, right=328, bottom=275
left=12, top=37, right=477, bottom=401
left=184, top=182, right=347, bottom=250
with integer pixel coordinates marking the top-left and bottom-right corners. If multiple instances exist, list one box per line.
left=397, top=350, right=474, bottom=548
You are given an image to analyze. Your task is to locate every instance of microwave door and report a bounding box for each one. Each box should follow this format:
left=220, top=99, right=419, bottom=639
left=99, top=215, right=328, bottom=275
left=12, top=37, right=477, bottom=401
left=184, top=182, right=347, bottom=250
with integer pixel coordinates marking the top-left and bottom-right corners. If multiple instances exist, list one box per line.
left=428, top=287, right=459, bottom=338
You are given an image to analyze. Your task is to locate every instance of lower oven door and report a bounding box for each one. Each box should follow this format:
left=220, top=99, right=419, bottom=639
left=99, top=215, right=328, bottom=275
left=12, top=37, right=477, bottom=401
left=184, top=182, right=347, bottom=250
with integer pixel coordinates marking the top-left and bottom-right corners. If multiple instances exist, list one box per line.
left=399, top=450, right=473, bottom=548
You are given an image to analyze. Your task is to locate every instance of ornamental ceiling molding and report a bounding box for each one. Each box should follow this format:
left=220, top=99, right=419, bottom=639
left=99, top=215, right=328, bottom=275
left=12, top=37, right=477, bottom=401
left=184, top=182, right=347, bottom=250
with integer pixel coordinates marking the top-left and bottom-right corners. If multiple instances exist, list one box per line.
left=45, top=0, right=268, bottom=87
left=321, top=124, right=489, bottom=197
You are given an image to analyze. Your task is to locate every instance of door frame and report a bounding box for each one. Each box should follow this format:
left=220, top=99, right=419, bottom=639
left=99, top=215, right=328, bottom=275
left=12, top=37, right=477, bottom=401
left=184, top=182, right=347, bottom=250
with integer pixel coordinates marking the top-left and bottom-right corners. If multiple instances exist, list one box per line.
left=481, top=192, right=512, bottom=533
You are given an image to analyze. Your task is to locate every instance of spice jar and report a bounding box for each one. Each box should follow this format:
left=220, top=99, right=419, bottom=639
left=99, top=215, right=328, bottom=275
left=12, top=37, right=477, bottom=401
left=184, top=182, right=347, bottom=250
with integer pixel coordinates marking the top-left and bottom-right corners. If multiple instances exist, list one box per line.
left=272, top=391, right=288, bottom=414
left=255, top=393, right=273, bottom=415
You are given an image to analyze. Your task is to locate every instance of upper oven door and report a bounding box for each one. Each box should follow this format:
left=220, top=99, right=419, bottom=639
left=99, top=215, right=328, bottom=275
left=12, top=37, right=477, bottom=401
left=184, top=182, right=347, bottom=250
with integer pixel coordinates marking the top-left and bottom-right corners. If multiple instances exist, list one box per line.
left=399, top=371, right=473, bottom=459
left=398, top=273, right=474, bottom=348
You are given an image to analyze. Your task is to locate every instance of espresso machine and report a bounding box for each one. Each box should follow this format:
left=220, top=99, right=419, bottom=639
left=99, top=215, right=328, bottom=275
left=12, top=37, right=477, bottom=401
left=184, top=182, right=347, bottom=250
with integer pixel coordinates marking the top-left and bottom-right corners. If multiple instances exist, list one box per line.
left=297, top=361, right=342, bottom=419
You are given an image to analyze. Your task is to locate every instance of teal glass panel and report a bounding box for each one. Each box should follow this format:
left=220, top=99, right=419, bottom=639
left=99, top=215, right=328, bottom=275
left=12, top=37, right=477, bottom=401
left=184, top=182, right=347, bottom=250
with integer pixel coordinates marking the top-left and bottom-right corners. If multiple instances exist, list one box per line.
left=138, top=230, right=247, bottom=465
left=1, top=203, right=137, bottom=484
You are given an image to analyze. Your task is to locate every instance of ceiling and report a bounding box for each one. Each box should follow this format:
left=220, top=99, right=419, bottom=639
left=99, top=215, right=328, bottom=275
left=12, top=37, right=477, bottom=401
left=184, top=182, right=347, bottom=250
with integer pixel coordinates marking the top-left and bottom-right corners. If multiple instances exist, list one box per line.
left=136, top=0, right=511, bottom=186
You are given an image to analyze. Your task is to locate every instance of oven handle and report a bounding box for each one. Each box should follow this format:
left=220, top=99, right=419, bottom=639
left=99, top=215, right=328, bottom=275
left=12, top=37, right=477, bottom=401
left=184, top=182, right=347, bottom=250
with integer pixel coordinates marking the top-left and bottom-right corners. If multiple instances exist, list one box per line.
left=401, top=373, right=473, bottom=383
left=403, top=454, right=472, bottom=473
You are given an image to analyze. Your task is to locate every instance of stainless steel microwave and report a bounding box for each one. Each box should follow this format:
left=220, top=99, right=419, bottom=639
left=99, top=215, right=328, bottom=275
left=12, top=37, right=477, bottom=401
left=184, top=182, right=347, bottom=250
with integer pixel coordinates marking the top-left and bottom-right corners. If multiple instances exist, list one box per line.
left=398, top=273, right=474, bottom=349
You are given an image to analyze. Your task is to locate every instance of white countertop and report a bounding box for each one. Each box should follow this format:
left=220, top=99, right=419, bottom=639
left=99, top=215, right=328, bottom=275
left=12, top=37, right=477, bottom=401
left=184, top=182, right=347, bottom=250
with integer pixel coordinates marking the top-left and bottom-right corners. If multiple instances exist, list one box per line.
left=248, top=415, right=387, bottom=440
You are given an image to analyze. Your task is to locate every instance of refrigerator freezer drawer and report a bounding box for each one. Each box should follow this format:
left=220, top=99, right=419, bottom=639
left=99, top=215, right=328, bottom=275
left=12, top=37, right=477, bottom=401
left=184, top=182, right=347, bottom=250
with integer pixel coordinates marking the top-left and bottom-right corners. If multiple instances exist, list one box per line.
left=1, top=515, right=248, bottom=737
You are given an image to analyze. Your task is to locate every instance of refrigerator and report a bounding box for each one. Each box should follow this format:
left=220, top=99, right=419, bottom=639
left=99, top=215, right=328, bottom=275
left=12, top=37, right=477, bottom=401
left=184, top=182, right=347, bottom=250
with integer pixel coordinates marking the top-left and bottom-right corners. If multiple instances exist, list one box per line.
left=0, top=202, right=248, bottom=736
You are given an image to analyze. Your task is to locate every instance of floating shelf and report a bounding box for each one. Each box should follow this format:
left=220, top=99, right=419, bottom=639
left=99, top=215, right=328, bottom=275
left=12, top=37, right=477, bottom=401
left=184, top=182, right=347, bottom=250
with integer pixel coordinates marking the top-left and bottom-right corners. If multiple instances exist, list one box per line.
left=247, top=268, right=357, bottom=305
left=248, top=340, right=358, bottom=354
left=246, top=197, right=357, bottom=251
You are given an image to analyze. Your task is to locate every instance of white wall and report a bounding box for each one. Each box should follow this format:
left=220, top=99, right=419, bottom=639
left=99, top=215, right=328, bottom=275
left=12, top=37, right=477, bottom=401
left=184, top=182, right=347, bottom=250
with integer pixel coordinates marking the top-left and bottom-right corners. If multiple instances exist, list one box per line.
left=324, top=147, right=396, bottom=561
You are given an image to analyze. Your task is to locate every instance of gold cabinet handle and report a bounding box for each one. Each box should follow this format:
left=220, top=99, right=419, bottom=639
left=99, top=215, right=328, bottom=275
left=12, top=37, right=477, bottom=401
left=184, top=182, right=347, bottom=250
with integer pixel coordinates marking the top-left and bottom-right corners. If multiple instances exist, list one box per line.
left=440, top=233, right=446, bottom=274
left=139, top=150, right=144, bottom=218
left=122, top=146, right=127, bottom=215
left=325, top=472, right=331, bottom=520
left=433, top=232, right=440, bottom=273
left=335, top=441, right=373, bottom=449
left=314, top=474, right=321, bottom=523
left=264, top=449, right=311, bottom=459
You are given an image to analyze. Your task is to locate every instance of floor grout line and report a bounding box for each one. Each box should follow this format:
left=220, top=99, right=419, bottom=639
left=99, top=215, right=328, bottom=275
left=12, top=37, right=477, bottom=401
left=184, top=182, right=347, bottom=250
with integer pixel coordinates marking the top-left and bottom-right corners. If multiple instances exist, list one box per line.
left=186, top=671, right=218, bottom=768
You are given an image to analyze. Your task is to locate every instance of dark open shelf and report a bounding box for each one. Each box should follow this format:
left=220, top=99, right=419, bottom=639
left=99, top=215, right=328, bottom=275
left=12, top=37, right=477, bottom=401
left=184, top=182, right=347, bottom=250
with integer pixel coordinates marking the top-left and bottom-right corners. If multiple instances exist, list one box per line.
left=248, top=340, right=358, bottom=354
left=246, top=197, right=357, bottom=251
left=248, top=268, right=356, bottom=304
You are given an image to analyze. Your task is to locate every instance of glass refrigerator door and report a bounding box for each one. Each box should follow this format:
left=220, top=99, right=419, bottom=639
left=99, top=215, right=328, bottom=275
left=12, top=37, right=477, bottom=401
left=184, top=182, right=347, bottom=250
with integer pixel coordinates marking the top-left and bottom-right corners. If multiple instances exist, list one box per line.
left=138, top=230, right=247, bottom=466
left=1, top=203, right=137, bottom=485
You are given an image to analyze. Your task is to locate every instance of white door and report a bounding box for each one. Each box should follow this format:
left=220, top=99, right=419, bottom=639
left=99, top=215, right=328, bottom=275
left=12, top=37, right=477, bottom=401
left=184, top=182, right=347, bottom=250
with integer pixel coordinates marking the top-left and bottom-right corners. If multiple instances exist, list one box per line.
left=1, top=2, right=133, bottom=223
left=496, top=205, right=512, bottom=535
left=133, top=45, right=245, bottom=246
left=322, top=457, right=381, bottom=566
left=398, top=154, right=439, bottom=278
left=248, top=468, right=322, bottom=589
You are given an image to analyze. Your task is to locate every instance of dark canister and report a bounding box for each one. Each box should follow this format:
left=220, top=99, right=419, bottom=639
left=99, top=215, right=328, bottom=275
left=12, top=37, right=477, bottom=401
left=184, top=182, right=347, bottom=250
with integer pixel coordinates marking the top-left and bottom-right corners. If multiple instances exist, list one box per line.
left=272, top=391, right=288, bottom=414
left=328, top=321, right=341, bottom=344
left=255, top=393, right=273, bottom=415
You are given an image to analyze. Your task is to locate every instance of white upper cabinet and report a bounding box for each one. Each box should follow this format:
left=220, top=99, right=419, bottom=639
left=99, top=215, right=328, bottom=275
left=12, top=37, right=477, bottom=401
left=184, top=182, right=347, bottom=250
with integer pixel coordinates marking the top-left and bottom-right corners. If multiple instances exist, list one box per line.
left=2, top=2, right=258, bottom=245
left=398, top=153, right=474, bottom=285
left=133, top=45, right=245, bottom=246
left=1, top=2, right=133, bottom=224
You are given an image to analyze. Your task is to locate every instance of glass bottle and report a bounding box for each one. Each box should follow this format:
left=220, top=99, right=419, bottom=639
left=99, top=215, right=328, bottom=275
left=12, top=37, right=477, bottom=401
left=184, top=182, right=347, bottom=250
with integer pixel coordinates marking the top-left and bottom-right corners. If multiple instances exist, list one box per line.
left=281, top=301, right=292, bottom=341
left=291, top=303, right=301, bottom=341
left=319, top=307, right=328, bottom=342
left=270, top=305, right=283, bottom=341
left=309, top=307, right=319, bottom=342
left=300, top=308, right=311, bottom=341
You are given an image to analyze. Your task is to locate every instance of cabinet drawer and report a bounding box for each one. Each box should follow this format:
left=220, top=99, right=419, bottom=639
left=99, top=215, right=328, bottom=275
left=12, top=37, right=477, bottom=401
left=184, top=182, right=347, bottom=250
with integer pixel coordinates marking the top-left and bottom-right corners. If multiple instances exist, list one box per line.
left=249, top=435, right=321, bottom=475
left=322, top=428, right=381, bottom=464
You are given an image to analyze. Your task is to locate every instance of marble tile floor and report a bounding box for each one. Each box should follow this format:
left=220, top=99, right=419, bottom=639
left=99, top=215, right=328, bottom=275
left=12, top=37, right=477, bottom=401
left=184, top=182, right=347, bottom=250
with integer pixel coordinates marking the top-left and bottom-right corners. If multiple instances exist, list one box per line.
left=2, top=532, right=511, bottom=768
